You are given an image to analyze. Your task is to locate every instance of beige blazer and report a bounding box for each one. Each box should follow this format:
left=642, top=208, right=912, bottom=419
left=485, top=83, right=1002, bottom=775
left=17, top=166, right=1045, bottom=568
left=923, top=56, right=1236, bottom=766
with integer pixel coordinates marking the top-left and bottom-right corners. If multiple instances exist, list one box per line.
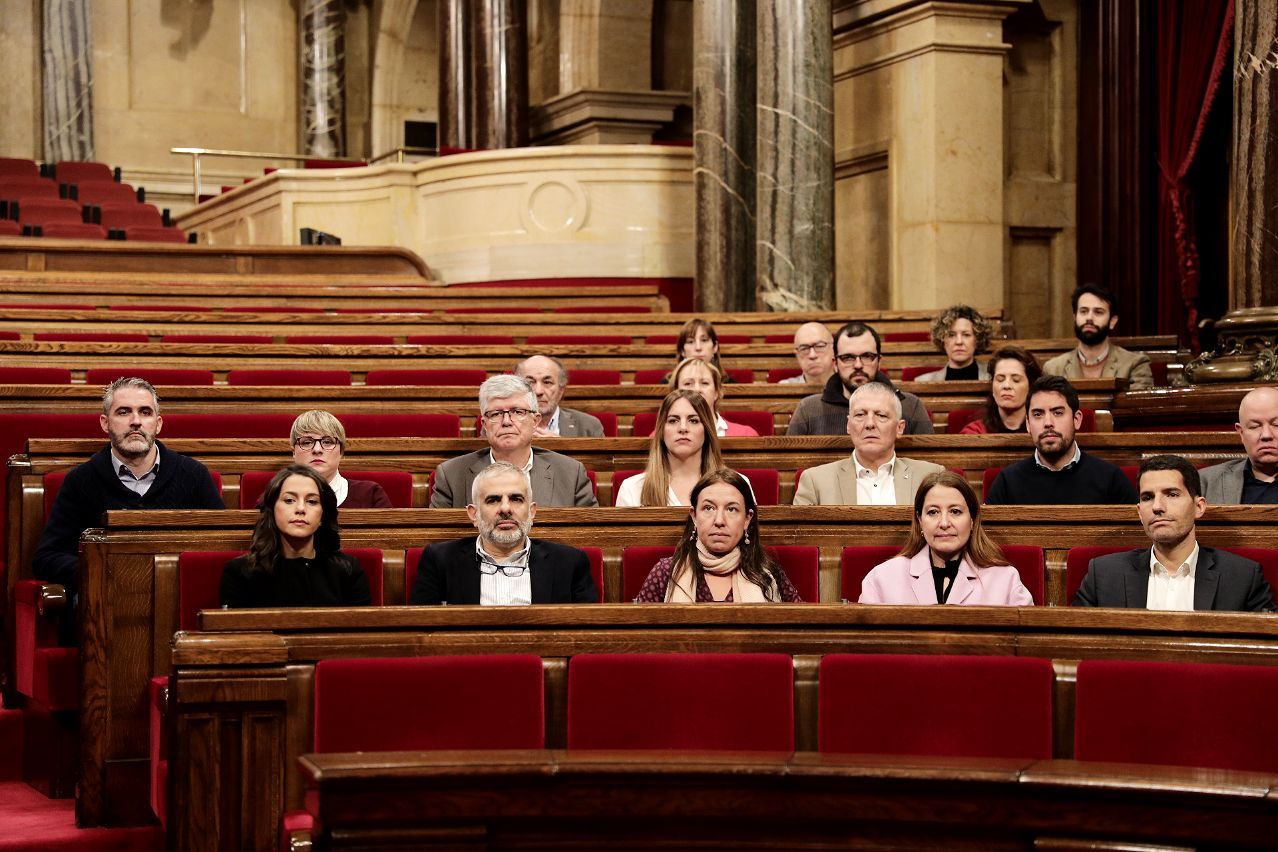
left=1041, top=344, right=1154, bottom=389
left=792, top=455, right=945, bottom=506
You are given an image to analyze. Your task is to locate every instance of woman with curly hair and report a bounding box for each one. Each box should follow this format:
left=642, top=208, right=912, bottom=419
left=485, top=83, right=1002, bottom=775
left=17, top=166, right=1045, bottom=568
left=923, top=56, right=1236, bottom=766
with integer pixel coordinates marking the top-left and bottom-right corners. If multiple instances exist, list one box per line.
left=961, top=345, right=1042, bottom=434
left=915, top=304, right=994, bottom=382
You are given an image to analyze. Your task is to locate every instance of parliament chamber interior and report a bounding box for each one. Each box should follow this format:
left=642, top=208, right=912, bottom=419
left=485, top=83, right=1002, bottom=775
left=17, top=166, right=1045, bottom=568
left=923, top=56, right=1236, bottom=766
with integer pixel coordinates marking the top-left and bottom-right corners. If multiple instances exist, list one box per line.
left=2, top=1, right=1278, bottom=850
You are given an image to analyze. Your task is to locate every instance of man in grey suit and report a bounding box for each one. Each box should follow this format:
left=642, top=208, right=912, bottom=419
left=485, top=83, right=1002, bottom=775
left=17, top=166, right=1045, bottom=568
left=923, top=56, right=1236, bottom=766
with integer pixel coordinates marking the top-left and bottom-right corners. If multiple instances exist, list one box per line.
left=431, top=374, right=598, bottom=508
left=515, top=355, right=605, bottom=438
left=1074, top=454, right=1275, bottom=612
left=1200, top=386, right=1278, bottom=504
left=793, top=382, right=943, bottom=505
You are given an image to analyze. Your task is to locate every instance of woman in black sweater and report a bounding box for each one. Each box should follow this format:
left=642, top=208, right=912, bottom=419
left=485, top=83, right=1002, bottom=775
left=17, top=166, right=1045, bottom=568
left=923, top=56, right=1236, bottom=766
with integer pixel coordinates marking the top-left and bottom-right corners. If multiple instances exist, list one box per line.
left=220, top=464, right=371, bottom=608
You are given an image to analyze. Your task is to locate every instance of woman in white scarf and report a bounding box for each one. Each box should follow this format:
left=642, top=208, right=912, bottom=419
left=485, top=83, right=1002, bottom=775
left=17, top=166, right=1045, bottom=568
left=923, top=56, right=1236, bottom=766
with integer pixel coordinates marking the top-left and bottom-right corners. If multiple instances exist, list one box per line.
left=633, top=468, right=802, bottom=603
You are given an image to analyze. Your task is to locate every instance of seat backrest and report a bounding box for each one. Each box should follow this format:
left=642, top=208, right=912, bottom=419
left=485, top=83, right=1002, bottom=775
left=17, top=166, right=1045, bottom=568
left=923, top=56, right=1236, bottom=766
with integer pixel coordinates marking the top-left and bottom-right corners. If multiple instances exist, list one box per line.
left=123, top=226, right=187, bottom=243
left=227, top=369, right=352, bottom=386
left=1064, top=546, right=1128, bottom=606
left=1000, top=544, right=1045, bottom=606
left=724, top=410, right=775, bottom=436
left=339, top=412, right=461, bottom=438
left=17, top=197, right=82, bottom=224
left=344, top=548, right=385, bottom=605
left=365, top=368, right=489, bottom=386
left=313, top=655, right=545, bottom=753
left=55, top=160, right=113, bottom=183
left=404, top=546, right=424, bottom=603
left=567, top=653, right=794, bottom=750
left=552, top=305, right=651, bottom=314
left=633, top=368, right=669, bottom=384
left=738, top=467, right=780, bottom=505
left=591, top=411, right=618, bottom=437
left=0, top=367, right=72, bottom=383
left=161, top=413, right=296, bottom=438
left=239, top=470, right=413, bottom=510
left=981, top=466, right=1001, bottom=500
left=406, top=334, right=515, bottom=345
left=631, top=411, right=658, bottom=437
left=85, top=368, right=215, bottom=386
left=567, top=369, right=622, bottom=385
left=764, top=545, right=819, bottom=603
left=444, top=306, right=542, bottom=314
left=525, top=334, right=632, bottom=345
left=178, top=551, right=246, bottom=631
left=40, top=222, right=108, bottom=239
left=767, top=368, right=802, bottom=383
left=945, top=408, right=981, bottom=434
left=839, top=545, right=903, bottom=602
left=1223, top=547, right=1278, bottom=603
left=882, top=331, right=931, bottom=342
left=819, top=654, right=1054, bottom=759
left=723, top=368, right=755, bottom=383
left=1075, top=659, right=1278, bottom=772
left=286, top=334, right=395, bottom=345
left=901, top=365, right=940, bottom=382
left=581, top=545, right=605, bottom=603
left=74, top=180, right=137, bottom=205
left=622, top=545, right=675, bottom=601
left=98, top=202, right=163, bottom=229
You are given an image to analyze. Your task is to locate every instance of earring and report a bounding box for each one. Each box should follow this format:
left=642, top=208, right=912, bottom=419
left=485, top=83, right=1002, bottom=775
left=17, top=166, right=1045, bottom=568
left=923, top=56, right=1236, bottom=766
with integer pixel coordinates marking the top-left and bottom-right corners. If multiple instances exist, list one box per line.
left=744, top=533, right=750, bottom=545
left=690, top=533, right=696, bottom=541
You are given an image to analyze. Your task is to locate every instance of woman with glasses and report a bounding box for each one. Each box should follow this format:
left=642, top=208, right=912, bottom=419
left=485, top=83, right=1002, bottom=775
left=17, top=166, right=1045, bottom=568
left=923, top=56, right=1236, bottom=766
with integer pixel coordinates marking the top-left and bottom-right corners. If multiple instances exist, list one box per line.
left=221, top=464, right=371, bottom=608
left=616, top=390, right=724, bottom=507
left=290, top=410, right=392, bottom=508
left=960, top=346, right=1042, bottom=434
left=669, top=358, right=758, bottom=437
left=634, top=468, right=801, bottom=602
left=915, top=304, right=994, bottom=382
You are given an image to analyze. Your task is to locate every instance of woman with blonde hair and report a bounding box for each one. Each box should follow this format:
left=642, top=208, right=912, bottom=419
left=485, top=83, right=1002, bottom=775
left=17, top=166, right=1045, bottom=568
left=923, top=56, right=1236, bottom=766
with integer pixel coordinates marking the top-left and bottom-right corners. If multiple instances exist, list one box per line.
left=860, top=471, right=1032, bottom=606
left=290, top=409, right=391, bottom=508
left=669, top=357, right=758, bottom=437
left=616, top=390, right=723, bottom=507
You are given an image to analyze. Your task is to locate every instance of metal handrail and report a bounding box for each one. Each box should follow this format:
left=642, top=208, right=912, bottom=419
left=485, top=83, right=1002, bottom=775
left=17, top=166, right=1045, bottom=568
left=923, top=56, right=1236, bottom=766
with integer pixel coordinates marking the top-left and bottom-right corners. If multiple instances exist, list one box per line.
left=171, top=146, right=437, bottom=203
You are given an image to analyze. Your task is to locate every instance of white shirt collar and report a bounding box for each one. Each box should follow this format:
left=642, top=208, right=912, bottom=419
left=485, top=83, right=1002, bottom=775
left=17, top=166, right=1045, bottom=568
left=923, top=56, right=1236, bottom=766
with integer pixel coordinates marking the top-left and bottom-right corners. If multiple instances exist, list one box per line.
left=544, top=407, right=561, bottom=435
left=475, top=535, right=531, bottom=568
left=1034, top=442, right=1082, bottom=471
left=853, top=451, right=896, bottom=478
left=330, top=471, right=348, bottom=506
left=1150, top=542, right=1199, bottom=579
left=489, top=448, right=534, bottom=474
left=111, top=444, right=160, bottom=479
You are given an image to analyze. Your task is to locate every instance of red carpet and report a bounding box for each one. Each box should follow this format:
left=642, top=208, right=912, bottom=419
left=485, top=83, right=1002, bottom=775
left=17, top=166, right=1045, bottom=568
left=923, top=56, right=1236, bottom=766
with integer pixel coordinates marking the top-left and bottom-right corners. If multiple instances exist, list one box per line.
left=0, top=782, right=162, bottom=851
left=0, top=709, right=20, bottom=781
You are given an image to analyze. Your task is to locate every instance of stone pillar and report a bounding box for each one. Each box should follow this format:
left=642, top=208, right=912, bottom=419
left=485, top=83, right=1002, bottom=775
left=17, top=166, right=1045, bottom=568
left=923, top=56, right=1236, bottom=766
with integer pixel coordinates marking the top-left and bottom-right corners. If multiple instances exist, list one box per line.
left=474, top=0, right=530, bottom=149
left=756, top=0, right=834, bottom=311
left=1231, top=0, right=1278, bottom=309
left=41, top=0, right=94, bottom=162
left=439, top=0, right=476, bottom=149
left=694, top=0, right=757, bottom=312
left=299, top=0, right=346, bottom=157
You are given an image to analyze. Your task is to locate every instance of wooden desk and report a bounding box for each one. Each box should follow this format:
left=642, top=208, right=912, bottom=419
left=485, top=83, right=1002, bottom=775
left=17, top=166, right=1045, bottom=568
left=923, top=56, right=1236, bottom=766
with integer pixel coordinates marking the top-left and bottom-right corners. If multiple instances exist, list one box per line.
left=298, top=750, right=1278, bottom=851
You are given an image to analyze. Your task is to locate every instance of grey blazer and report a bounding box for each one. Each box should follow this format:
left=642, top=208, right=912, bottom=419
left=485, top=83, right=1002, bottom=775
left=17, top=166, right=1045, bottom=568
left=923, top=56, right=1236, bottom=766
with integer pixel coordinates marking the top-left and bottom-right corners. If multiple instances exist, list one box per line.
left=792, top=455, right=944, bottom=506
left=430, top=447, right=598, bottom=508
left=1073, top=546, right=1276, bottom=612
left=557, top=407, right=604, bottom=437
left=1199, top=458, right=1247, bottom=505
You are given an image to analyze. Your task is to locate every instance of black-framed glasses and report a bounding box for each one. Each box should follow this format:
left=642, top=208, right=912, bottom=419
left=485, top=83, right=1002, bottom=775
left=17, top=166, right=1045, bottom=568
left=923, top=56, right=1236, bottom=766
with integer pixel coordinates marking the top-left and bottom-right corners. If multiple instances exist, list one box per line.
left=481, top=408, right=536, bottom=423
left=794, top=342, right=831, bottom=355
left=836, top=352, right=881, bottom=365
left=293, top=436, right=340, bottom=450
left=477, top=561, right=528, bottom=577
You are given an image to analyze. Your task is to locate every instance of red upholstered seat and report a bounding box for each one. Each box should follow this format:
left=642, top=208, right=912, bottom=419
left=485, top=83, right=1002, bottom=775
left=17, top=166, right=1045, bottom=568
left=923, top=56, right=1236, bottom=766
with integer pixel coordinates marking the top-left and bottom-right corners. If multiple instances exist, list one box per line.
left=621, top=545, right=674, bottom=601
left=303, top=158, right=367, bottom=169
left=882, top=331, right=931, bottom=342
left=901, top=365, right=940, bottom=382
left=946, top=408, right=981, bottom=433
left=981, top=466, right=1001, bottom=500
left=365, top=368, right=488, bottom=386
left=568, top=369, right=622, bottom=385
left=339, top=412, right=461, bottom=438
left=525, top=334, right=633, bottom=345
left=643, top=335, right=678, bottom=345
left=74, top=180, right=138, bottom=206
left=567, top=653, right=794, bottom=751
left=334, top=306, right=431, bottom=314
left=819, top=654, right=1054, bottom=759
left=223, top=305, right=326, bottom=313
left=588, top=411, right=618, bottom=437
left=840, top=545, right=903, bottom=602
left=631, top=409, right=774, bottom=437
left=0, top=156, right=39, bottom=177
left=0, top=367, right=71, bottom=383
left=178, top=551, right=246, bottom=631
left=1120, top=464, right=1139, bottom=491
left=581, top=545, right=605, bottom=603
left=0, top=220, right=19, bottom=236
left=108, top=304, right=211, bottom=312
left=35, top=331, right=148, bottom=342
left=444, top=306, right=542, bottom=314
left=0, top=331, right=19, bottom=340
left=161, top=413, right=295, bottom=438
left=3, top=302, right=96, bottom=309
left=0, top=177, right=59, bottom=200
left=1001, top=545, right=1045, bottom=606
left=1063, top=546, right=1127, bottom=605
left=163, top=333, right=274, bottom=343
left=765, top=545, right=819, bottom=603
left=406, top=334, right=515, bottom=344
left=1075, top=659, right=1278, bottom=772
left=633, top=368, right=668, bottom=384
left=98, top=201, right=163, bottom=230
left=239, top=470, right=414, bottom=510
left=723, top=368, right=756, bottom=383
left=13, top=579, right=79, bottom=712
left=40, top=222, right=108, bottom=239
left=227, top=369, right=352, bottom=386
left=17, top=197, right=82, bottom=224
left=763, top=333, right=792, bottom=343
left=552, top=305, right=652, bottom=313
left=767, top=367, right=802, bottom=383
left=85, top=368, right=215, bottom=386
left=285, top=334, right=395, bottom=345
left=54, top=160, right=113, bottom=183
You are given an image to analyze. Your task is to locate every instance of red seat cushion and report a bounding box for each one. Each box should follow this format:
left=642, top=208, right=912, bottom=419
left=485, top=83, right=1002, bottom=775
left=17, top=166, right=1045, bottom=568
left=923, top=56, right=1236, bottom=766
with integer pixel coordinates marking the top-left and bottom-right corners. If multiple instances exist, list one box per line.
left=406, top=334, right=515, bottom=344
left=621, top=545, right=674, bottom=602
left=85, top=368, right=215, bottom=386
left=227, top=369, right=351, bottom=386
left=765, top=545, right=819, bottom=603
left=819, top=654, right=1054, bottom=759
left=1001, top=544, right=1045, bottom=606
left=365, top=369, right=488, bottom=386
left=567, top=653, right=794, bottom=751
left=946, top=408, right=981, bottom=433
left=767, top=368, right=802, bottom=383
left=525, top=334, right=633, bottom=345
left=239, top=470, right=414, bottom=510
left=1064, top=546, right=1128, bottom=606
left=0, top=367, right=72, bottom=383
left=285, top=334, right=395, bottom=345
left=338, top=412, right=461, bottom=438
left=36, top=331, right=147, bottom=342
left=567, top=369, right=622, bottom=385
left=163, top=333, right=274, bottom=344
left=840, top=545, right=903, bottom=602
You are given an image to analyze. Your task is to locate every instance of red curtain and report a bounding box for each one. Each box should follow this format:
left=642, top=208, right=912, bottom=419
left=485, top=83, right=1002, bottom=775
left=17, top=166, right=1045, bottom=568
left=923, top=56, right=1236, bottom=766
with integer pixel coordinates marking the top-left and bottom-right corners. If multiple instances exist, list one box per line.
left=1156, top=0, right=1234, bottom=348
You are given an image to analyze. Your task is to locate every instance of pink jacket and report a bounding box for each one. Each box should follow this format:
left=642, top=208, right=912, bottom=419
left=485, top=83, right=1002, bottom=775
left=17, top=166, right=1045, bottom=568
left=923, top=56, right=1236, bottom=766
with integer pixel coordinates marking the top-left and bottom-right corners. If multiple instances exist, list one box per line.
left=859, top=550, right=1034, bottom=606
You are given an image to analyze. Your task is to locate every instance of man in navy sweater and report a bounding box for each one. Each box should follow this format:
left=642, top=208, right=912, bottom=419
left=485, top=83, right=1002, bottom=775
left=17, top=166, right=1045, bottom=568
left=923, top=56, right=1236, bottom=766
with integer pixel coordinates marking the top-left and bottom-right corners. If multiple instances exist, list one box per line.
left=33, top=377, right=224, bottom=596
left=984, top=375, right=1136, bottom=505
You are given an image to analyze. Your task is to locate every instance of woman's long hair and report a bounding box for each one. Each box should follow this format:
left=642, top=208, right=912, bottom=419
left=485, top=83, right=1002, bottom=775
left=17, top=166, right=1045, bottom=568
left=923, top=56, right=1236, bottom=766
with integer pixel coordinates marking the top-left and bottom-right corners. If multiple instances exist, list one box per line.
left=897, top=471, right=1007, bottom=569
left=979, top=346, right=1041, bottom=433
left=669, top=468, right=784, bottom=601
left=639, top=390, right=723, bottom=506
left=675, top=318, right=724, bottom=374
left=246, top=464, right=341, bottom=573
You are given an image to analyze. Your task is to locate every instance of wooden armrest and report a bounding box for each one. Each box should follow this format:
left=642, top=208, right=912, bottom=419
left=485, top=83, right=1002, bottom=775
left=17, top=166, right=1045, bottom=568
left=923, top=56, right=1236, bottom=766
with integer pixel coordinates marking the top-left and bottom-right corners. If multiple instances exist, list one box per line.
left=38, top=583, right=67, bottom=616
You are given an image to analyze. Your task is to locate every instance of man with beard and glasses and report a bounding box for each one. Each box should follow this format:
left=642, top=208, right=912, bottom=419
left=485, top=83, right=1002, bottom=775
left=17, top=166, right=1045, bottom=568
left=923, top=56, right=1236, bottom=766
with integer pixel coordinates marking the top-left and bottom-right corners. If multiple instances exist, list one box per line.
left=786, top=321, right=934, bottom=435
left=984, top=375, right=1137, bottom=505
left=34, top=377, right=224, bottom=598
left=1042, top=284, right=1154, bottom=389
left=411, top=462, right=597, bottom=604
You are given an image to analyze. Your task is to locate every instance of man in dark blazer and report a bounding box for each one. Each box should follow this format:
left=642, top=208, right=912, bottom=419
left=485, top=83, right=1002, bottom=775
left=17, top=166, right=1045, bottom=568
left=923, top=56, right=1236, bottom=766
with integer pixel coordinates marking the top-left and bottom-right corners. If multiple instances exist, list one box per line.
left=515, top=354, right=605, bottom=437
left=412, top=462, right=597, bottom=605
left=1074, top=454, right=1275, bottom=612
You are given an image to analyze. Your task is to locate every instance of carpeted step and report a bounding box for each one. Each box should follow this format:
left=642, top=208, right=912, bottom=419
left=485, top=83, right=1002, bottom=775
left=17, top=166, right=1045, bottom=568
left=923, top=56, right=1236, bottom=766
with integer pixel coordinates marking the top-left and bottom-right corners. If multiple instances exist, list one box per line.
left=0, top=781, right=161, bottom=851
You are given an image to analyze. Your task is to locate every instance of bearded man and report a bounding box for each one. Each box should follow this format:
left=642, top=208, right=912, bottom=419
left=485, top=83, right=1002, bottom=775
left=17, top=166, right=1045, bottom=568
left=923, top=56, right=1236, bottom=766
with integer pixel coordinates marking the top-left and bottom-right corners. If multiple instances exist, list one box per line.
left=1042, top=284, right=1154, bottom=389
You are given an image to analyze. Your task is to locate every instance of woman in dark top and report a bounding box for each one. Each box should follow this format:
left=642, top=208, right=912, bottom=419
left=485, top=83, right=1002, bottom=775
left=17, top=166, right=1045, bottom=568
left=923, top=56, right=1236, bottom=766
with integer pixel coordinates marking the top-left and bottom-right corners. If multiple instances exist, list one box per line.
left=916, top=304, right=994, bottom=382
left=961, top=345, right=1042, bottom=434
left=635, top=468, right=801, bottom=603
left=221, top=464, right=371, bottom=608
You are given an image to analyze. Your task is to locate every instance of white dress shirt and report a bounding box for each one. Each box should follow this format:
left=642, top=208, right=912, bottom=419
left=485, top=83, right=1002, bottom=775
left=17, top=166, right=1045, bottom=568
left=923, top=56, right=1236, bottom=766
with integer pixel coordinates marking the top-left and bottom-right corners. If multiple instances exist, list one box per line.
left=1146, top=543, right=1199, bottom=612
left=329, top=471, right=348, bottom=506
left=489, top=448, right=535, bottom=475
left=543, top=407, right=561, bottom=435
left=475, top=536, right=532, bottom=605
left=853, top=452, right=896, bottom=505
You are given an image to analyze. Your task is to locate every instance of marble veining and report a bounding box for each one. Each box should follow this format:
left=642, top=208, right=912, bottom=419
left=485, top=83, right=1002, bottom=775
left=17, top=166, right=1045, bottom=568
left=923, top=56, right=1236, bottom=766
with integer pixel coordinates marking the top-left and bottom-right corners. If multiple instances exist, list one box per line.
left=42, top=0, right=95, bottom=161
left=300, top=0, right=346, bottom=157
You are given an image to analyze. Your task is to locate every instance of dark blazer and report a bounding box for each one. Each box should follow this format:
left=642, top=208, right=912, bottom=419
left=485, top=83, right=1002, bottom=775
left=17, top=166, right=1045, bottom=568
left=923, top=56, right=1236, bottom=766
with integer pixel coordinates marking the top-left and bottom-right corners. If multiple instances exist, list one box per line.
left=411, top=536, right=597, bottom=605
left=1073, top=546, right=1276, bottom=612
left=343, top=478, right=392, bottom=508
left=429, top=447, right=597, bottom=508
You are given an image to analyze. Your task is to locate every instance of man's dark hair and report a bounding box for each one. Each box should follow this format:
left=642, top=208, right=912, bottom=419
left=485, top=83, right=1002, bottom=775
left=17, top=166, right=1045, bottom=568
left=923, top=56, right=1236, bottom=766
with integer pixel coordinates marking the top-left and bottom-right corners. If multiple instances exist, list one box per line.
left=1027, top=375, right=1080, bottom=413
left=1138, top=454, right=1202, bottom=499
left=1070, top=283, right=1117, bottom=314
left=833, top=321, right=881, bottom=354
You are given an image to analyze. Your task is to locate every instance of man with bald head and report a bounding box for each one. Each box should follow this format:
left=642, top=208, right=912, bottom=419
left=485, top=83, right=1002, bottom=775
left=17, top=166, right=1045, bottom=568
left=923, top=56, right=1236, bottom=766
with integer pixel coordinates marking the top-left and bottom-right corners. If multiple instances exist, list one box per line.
left=1200, top=387, right=1278, bottom=504
left=514, top=355, right=604, bottom=437
left=780, top=322, right=836, bottom=386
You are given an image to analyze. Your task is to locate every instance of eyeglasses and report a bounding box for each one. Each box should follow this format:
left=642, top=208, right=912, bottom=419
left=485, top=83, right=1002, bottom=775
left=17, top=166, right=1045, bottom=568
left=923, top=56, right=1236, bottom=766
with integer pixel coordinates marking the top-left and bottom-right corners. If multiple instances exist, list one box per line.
left=293, top=436, right=340, bottom=451
left=476, top=560, right=528, bottom=577
left=794, top=342, right=831, bottom=356
left=481, top=408, right=536, bottom=423
left=836, top=352, right=881, bottom=365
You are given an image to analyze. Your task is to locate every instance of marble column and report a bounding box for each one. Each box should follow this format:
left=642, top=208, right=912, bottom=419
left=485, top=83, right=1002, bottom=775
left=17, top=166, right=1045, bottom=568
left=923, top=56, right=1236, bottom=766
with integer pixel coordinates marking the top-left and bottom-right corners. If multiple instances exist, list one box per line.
left=41, top=0, right=94, bottom=162
left=694, top=0, right=757, bottom=312
left=439, top=0, right=476, bottom=149
left=756, top=0, right=834, bottom=311
left=300, top=0, right=346, bottom=157
left=1231, top=0, right=1278, bottom=309
left=474, top=0, right=530, bottom=149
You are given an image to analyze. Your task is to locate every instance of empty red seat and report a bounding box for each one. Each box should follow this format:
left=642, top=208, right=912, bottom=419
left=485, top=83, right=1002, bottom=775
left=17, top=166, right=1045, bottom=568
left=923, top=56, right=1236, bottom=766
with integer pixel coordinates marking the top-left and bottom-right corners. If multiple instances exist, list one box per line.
left=38, top=222, right=107, bottom=239
left=444, top=306, right=542, bottom=314
left=819, top=654, right=1054, bottom=759
left=552, top=305, right=652, bottom=313
left=525, top=334, right=633, bottom=345
left=840, top=545, right=904, bottom=602
left=338, top=412, right=461, bottom=438
left=590, top=411, right=618, bottom=437
left=633, top=368, right=669, bottom=384
left=1075, top=659, right=1278, bottom=772
left=98, top=202, right=163, bottom=230
left=406, top=334, right=515, bottom=344
left=286, top=334, right=395, bottom=345
left=765, top=545, right=819, bottom=602
left=17, top=198, right=82, bottom=224
left=227, top=369, right=351, bottom=386
left=946, top=408, right=981, bottom=433
left=365, top=368, right=488, bottom=386
left=85, top=368, right=215, bottom=386
left=240, top=469, right=414, bottom=510
left=163, top=333, right=274, bottom=344
left=901, top=365, right=941, bottom=382
left=54, top=161, right=113, bottom=183
left=35, top=331, right=147, bottom=342
left=567, top=653, right=794, bottom=751
left=0, top=220, right=19, bottom=236
left=74, top=180, right=138, bottom=206
left=567, top=369, right=622, bottom=385
left=1000, top=544, right=1046, bottom=606
left=724, top=368, right=755, bottom=383
left=334, top=306, right=430, bottom=315
left=160, top=413, right=296, bottom=438
left=108, top=304, right=211, bottom=312
left=178, top=550, right=247, bottom=631
left=123, top=226, right=187, bottom=243
left=0, top=177, right=59, bottom=200
left=0, top=367, right=71, bottom=383
left=882, top=331, right=931, bottom=342
left=0, top=331, right=17, bottom=340
left=763, top=333, right=792, bottom=343
left=13, top=579, right=78, bottom=712
left=0, top=157, right=39, bottom=178
left=223, top=305, right=326, bottom=313
left=767, top=368, right=803, bottom=383
left=621, top=545, right=674, bottom=601
left=303, top=158, right=368, bottom=169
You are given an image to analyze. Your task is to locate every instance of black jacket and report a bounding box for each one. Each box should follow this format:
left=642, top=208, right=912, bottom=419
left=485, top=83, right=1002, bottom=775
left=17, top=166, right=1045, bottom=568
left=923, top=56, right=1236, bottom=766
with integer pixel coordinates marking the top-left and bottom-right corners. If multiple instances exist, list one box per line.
left=1073, top=546, right=1276, bottom=612
left=220, top=551, right=372, bottom=608
left=411, top=537, right=597, bottom=604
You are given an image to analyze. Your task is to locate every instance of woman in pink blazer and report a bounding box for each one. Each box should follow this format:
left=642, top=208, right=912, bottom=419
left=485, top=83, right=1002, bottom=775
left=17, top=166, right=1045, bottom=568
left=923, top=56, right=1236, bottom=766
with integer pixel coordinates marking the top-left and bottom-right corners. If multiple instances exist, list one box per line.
left=860, top=471, right=1033, bottom=606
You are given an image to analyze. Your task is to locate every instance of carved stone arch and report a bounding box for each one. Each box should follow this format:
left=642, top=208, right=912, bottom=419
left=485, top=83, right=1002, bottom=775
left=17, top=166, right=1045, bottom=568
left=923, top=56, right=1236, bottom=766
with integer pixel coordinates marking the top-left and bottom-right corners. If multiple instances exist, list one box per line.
left=371, top=0, right=420, bottom=155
